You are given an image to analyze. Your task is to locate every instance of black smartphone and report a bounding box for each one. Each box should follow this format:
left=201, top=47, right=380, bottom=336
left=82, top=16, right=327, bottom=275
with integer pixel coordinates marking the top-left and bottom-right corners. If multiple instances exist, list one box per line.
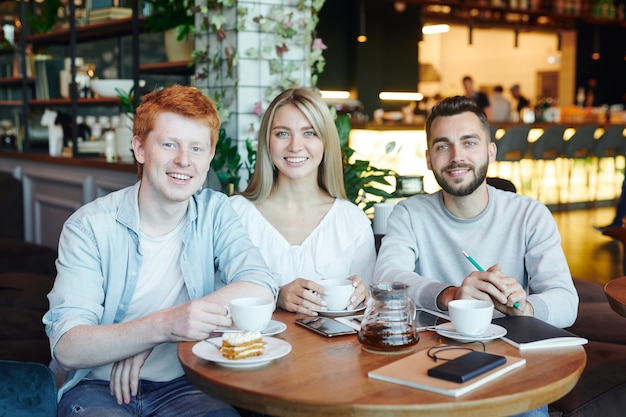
left=427, top=351, right=506, bottom=383
left=295, top=317, right=357, bottom=337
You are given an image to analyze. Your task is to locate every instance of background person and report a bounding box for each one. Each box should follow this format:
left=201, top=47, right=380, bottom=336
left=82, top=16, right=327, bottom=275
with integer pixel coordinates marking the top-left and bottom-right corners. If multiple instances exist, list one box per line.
left=489, top=85, right=512, bottom=122
left=374, top=95, right=578, bottom=332
left=230, top=88, right=376, bottom=317
left=462, top=75, right=491, bottom=120
left=44, top=85, right=277, bottom=416
left=594, top=176, right=626, bottom=232
left=510, top=84, right=531, bottom=113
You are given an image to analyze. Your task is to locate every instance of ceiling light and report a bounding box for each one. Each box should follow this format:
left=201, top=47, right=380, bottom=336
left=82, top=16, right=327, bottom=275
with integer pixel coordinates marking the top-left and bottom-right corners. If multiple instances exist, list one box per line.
left=320, top=90, right=351, bottom=100
left=422, top=24, right=450, bottom=35
left=358, top=0, right=367, bottom=43
left=394, top=2, right=406, bottom=13
left=592, top=28, right=600, bottom=60
left=379, top=92, right=424, bottom=101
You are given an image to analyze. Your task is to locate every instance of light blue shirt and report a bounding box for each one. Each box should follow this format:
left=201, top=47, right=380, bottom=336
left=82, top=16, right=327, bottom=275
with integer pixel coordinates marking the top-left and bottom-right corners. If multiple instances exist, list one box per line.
left=44, top=182, right=278, bottom=399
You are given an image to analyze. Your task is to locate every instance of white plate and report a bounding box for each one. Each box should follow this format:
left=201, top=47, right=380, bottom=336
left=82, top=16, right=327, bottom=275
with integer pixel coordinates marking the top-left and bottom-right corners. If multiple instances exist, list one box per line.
left=213, top=320, right=287, bottom=337
left=262, top=320, right=287, bottom=336
left=434, top=323, right=507, bottom=343
left=313, top=304, right=366, bottom=317
left=192, top=337, right=292, bottom=369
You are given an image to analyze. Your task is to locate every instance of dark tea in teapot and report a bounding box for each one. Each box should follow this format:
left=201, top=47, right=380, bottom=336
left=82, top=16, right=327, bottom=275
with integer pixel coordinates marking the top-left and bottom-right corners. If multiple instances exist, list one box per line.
left=358, top=282, right=419, bottom=353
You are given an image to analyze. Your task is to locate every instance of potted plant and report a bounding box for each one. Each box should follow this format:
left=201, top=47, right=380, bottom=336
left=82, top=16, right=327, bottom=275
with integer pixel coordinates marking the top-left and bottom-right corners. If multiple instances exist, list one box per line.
left=336, top=114, right=397, bottom=212
left=143, top=0, right=195, bottom=62
left=212, top=128, right=242, bottom=195
left=115, top=86, right=138, bottom=162
left=26, top=0, right=63, bottom=34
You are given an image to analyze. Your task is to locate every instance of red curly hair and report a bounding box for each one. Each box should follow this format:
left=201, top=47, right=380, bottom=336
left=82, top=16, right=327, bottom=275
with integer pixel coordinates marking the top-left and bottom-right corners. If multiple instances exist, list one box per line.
left=133, top=85, right=220, bottom=177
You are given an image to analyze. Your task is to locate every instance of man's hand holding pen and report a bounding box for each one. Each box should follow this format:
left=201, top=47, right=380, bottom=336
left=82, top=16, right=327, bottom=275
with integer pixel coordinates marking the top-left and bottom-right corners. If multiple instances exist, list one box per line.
left=458, top=251, right=532, bottom=316
left=437, top=263, right=533, bottom=317
left=466, top=265, right=533, bottom=316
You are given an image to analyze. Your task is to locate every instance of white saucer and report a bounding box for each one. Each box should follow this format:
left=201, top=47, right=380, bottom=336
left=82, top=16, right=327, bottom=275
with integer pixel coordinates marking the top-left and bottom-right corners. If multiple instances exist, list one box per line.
left=193, top=337, right=292, bottom=369
left=313, top=304, right=366, bottom=317
left=262, top=320, right=287, bottom=336
left=434, top=323, right=507, bottom=343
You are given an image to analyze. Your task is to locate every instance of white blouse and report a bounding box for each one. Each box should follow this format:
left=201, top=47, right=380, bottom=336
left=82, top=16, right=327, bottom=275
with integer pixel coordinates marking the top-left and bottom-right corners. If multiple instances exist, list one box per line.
left=230, top=195, right=376, bottom=287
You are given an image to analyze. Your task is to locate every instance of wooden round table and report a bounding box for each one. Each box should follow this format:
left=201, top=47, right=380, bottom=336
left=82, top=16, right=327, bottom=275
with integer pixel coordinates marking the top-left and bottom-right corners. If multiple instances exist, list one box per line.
left=605, top=276, right=626, bottom=317
left=178, top=310, right=586, bottom=417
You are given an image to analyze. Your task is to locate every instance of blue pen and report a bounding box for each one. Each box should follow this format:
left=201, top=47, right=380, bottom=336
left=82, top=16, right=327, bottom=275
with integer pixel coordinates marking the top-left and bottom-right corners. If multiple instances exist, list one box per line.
left=462, top=250, right=521, bottom=310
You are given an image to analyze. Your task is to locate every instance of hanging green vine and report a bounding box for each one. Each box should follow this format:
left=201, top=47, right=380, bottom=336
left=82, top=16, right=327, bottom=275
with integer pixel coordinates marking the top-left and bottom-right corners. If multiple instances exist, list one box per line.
left=192, top=0, right=326, bottom=121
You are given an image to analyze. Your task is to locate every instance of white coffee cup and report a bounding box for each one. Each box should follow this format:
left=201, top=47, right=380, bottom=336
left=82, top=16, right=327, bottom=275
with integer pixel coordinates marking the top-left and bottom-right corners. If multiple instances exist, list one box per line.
left=448, top=299, right=493, bottom=337
left=228, top=297, right=274, bottom=331
left=321, top=279, right=354, bottom=311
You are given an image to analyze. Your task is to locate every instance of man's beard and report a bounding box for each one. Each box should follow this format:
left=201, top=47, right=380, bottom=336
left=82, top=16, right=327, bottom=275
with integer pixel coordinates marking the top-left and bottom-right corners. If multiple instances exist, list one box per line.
left=433, top=161, right=488, bottom=197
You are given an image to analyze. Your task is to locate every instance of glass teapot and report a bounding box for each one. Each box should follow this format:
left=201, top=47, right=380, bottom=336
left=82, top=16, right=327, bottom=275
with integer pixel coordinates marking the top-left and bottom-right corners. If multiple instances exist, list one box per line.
left=358, top=281, right=419, bottom=353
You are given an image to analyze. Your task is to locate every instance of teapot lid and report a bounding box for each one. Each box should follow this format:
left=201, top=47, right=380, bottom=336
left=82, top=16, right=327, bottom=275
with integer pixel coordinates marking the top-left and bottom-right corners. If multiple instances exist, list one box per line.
left=370, top=281, right=410, bottom=300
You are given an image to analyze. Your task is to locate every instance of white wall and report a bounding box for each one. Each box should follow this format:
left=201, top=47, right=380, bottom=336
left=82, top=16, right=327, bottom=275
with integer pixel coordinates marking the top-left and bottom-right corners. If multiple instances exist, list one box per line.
left=419, top=26, right=576, bottom=107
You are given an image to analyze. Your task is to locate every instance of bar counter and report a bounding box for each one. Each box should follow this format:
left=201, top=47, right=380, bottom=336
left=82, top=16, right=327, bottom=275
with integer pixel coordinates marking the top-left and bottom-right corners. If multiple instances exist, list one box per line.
left=0, top=151, right=138, bottom=248
left=352, top=119, right=624, bottom=131
left=2, top=117, right=624, bottom=246
left=0, top=150, right=137, bottom=174
left=349, top=120, right=625, bottom=207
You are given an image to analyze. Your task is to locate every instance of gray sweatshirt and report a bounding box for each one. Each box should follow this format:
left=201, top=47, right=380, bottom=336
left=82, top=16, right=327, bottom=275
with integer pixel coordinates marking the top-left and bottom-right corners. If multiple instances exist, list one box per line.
left=374, top=186, right=578, bottom=328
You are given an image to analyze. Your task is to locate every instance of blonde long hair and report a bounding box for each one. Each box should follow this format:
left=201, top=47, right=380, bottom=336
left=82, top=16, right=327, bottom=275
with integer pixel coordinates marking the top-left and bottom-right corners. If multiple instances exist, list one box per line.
left=242, top=88, right=346, bottom=201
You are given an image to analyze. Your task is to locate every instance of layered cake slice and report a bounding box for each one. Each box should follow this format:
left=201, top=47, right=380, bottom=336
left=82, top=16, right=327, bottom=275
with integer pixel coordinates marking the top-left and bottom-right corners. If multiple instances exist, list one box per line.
left=220, top=331, right=266, bottom=360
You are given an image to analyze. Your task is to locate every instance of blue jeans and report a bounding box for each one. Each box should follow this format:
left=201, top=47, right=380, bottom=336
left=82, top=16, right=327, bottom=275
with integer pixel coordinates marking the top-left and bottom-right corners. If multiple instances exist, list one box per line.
left=58, top=376, right=240, bottom=417
left=511, top=405, right=549, bottom=417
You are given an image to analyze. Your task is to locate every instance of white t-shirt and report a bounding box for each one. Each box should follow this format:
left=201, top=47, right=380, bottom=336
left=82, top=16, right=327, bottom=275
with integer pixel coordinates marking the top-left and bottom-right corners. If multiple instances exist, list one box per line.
left=87, top=220, right=189, bottom=382
left=229, top=195, right=376, bottom=286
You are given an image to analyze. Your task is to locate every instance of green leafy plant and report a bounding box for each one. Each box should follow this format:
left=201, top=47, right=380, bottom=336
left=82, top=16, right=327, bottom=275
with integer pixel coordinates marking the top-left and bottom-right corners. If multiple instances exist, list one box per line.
left=115, top=87, right=140, bottom=162
left=26, top=0, right=63, bottom=34
left=143, top=0, right=195, bottom=40
left=194, top=1, right=326, bottom=121
left=212, top=128, right=242, bottom=194
left=116, top=86, right=138, bottom=120
left=190, top=2, right=328, bottom=194
left=245, top=2, right=327, bottom=103
left=336, top=115, right=397, bottom=212
left=244, top=138, right=257, bottom=181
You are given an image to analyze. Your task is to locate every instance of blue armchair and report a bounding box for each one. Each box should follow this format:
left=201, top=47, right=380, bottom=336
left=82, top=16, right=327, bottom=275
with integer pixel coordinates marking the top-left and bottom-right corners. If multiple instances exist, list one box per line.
left=0, top=359, right=57, bottom=417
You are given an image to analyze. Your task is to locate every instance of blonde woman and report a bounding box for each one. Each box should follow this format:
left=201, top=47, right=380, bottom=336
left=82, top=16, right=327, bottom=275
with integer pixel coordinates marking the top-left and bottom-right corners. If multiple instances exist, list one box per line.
left=230, top=88, right=376, bottom=316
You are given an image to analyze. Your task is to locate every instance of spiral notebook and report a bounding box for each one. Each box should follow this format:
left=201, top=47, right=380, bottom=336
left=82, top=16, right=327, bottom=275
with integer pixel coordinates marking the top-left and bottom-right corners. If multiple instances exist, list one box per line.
left=368, top=348, right=526, bottom=397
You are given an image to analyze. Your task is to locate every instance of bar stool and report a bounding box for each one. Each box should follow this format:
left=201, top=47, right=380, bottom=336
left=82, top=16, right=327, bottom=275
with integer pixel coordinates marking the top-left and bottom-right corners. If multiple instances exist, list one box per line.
left=529, top=125, right=567, bottom=204
left=490, top=124, right=502, bottom=141
left=562, top=124, right=598, bottom=205
left=592, top=125, right=626, bottom=202
left=494, top=125, right=531, bottom=194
